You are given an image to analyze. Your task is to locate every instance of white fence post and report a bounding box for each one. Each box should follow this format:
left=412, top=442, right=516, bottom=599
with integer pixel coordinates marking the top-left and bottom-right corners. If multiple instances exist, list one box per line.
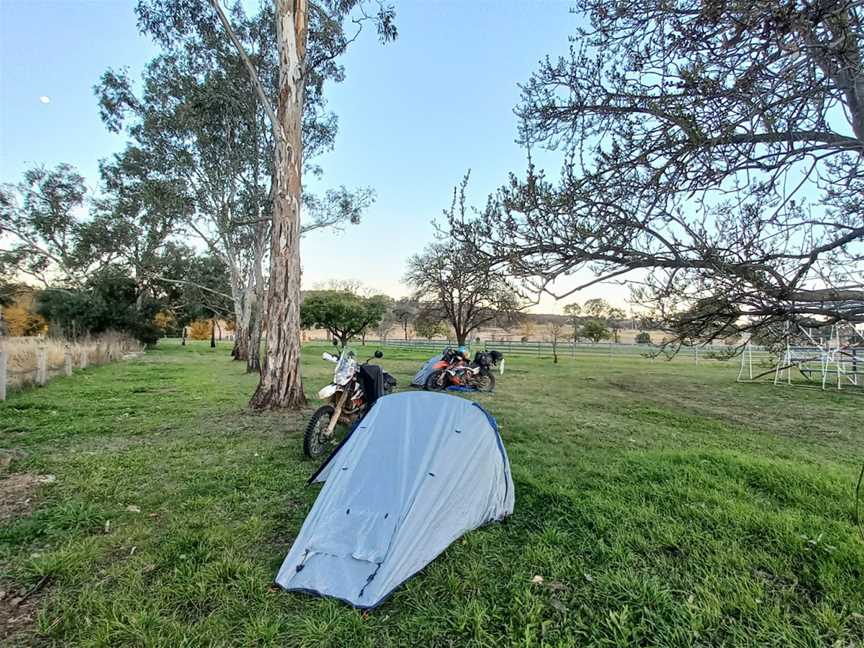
left=0, top=350, right=6, bottom=401
left=64, top=346, right=73, bottom=376
left=36, top=348, right=47, bottom=386
left=80, top=349, right=89, bottom=369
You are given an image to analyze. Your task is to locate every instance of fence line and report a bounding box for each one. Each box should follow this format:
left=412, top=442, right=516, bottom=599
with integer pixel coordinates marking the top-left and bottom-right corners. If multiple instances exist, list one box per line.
left=361, top=337, right=763, bottom=362
left=0, top=351, right=6, bottom=401
left=0, top=338, right=144, bottom=401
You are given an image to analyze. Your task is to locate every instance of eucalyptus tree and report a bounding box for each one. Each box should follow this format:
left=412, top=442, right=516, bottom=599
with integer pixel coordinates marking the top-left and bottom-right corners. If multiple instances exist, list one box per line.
left=0, top=164, right=128, bottom=288
left=451, top=0, right=864, bottom=345
left=107, top=1, right=393, bottom=401
left=96, top=148, right=194, bottom=309
left=98, top=8, right=280, bottom=372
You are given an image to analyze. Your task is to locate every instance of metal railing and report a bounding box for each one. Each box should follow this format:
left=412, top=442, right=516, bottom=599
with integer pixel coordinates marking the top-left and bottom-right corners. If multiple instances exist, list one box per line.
left=362, top=338, right=759, bottom=362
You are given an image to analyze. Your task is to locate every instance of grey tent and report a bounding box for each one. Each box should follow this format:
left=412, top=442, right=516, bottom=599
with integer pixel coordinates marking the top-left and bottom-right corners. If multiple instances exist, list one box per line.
left=410, top=354, right=443, bottom=387
left=275, top=391, right=514, bottom=609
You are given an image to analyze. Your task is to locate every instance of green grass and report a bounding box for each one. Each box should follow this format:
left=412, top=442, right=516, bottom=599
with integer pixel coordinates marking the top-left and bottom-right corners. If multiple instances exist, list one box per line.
left=1, top=341, right=862, bottom=647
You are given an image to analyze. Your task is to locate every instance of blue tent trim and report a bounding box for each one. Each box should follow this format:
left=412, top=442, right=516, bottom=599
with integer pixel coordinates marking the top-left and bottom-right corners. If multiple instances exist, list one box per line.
left=471, top=401, right=510, bottom=506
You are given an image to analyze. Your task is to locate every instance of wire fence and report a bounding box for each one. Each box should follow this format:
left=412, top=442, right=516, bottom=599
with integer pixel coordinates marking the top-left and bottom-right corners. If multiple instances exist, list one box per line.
left=364, top=337, right=759, bottom=363
left=0, top=336, right=144, bottom=400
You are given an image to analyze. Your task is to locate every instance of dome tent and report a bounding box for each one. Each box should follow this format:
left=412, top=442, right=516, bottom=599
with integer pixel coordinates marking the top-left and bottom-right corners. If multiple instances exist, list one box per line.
left=410, top=353, right=443, bottom=387
left=275, top=391, right=514, bottom=609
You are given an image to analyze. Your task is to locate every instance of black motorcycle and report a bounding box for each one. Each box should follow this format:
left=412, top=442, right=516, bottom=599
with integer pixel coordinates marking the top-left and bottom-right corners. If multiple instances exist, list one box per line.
left=304, top=347, right=397, bottom=457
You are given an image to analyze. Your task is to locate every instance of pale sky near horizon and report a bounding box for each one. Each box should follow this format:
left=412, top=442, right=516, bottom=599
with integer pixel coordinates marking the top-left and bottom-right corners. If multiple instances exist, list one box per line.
left=0, top=0, right=633, bottom=313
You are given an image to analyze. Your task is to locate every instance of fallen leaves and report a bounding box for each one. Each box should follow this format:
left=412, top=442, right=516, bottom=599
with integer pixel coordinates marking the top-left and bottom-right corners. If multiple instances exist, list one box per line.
left=530, top=574, right=571, bottom=613
left=531, top=575, right=569, bottom=592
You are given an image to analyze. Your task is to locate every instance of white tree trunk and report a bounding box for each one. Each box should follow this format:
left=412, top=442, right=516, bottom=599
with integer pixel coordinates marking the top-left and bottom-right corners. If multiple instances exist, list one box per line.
left=249, top=0, right=307, bottom=409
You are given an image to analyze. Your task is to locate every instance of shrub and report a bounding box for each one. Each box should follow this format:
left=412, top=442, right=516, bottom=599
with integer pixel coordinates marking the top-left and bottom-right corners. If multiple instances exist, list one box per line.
left=188, top=320, right=212, bottom=340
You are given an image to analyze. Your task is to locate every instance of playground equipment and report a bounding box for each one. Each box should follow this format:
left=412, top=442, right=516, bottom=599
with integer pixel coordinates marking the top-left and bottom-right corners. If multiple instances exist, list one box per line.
left=737, top=323, right=863, bottom=390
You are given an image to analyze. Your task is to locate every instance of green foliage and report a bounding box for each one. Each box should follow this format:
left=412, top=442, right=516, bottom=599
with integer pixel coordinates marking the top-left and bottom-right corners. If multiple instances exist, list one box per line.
left=109, top=0, right=389, bottom=244
left=413, top=315, right=449, bottom=340
left=573, top=300, right=626, bottom=342
left=159, top=250, right=233, bottom=326
left=635, top=331, right=652, bottom=345
left=582, top=298, right=609, bottom=318
left=563, top=303, right=582, bottom=341
left=300, top=291, right=388, bottom=347
left=0, top=164, right=127, bottom=287
left=582, top=319, right=611, bottom=343
left=36, top=267, right=162, bottom=345
left=392, top=297, right=419, bottom=340
left=0, top=279, right=20, bottom=308
left=0, top=344, right=861, bottom=645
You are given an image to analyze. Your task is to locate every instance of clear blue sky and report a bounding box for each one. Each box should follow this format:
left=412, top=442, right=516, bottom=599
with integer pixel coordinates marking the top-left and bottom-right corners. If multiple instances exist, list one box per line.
left=0, top=0, right=625, bottom=311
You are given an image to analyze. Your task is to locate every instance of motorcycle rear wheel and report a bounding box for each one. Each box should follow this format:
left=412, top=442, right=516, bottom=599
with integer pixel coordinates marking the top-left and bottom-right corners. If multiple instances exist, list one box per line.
left=304, top=405, right=339, bottom=458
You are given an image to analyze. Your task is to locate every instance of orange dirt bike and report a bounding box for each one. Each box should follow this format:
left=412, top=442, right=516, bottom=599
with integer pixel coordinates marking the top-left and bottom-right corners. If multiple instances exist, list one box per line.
left=304, top=347, right=396, bottom=458
left=423, top=349, right=502, bottom=393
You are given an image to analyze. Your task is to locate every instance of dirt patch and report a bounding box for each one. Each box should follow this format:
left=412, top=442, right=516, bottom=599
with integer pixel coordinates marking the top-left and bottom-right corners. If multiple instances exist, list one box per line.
left=0, top=449, right=27, bottom=473
left=0, top=472, right=55, bottom=523
left=0, top=578, right=49, bottom=644
left=0, top=472, right=55, bottom=642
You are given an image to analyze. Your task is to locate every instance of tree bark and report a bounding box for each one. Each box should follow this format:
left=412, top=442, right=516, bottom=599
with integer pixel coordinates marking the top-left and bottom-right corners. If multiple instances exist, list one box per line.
left=232, top=324, right=247, bottom=359
left=249, top=0, right=307, bottom=409
left=246, top=293, right=263, bottom=373
left=246, top=219, right=267, bottom=374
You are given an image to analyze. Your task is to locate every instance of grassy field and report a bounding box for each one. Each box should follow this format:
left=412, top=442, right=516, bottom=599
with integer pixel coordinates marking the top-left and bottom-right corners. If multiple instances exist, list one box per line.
left=1, top=341, right=862, bottom=647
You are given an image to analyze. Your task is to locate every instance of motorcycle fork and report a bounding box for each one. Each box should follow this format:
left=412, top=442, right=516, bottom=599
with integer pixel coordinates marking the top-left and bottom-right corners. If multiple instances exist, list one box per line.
left=325, top=388, right=350, bottom=438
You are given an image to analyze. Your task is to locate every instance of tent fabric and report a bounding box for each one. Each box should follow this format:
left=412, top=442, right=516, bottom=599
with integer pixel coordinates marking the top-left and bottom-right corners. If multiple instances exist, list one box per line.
left=275, top=391, right=514, bottom=609
left=410, top=354, right=443, bottom=387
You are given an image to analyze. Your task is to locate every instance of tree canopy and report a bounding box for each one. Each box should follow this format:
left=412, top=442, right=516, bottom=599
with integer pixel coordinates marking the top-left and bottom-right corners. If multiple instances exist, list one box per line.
left=36, top=267, right=163, bottom=344
left=450, top=0, right=864, bottom=345
left=0, top=165, right=128, bottom=288
left=300, top=290, right=389, bottom=348
left=406, top=174, right=522, bottom=346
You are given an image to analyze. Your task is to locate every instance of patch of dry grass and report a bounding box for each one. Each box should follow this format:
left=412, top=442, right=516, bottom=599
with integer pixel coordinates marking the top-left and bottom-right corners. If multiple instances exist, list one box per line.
left=0, top=333, right=142, bottom=390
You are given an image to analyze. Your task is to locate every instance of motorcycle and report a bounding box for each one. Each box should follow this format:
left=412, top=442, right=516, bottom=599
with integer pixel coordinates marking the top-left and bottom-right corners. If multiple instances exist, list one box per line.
left=304, top=347, right=397, bottom=458
left=424, top=349, right=503, bottom=393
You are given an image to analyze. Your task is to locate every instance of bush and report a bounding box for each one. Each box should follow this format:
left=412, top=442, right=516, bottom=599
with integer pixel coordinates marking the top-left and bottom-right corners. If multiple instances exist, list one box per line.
left=35, top=268, right=165, bottom=346
left=635, top=331, right=652, bottom=345
left=188, top=320, right=212, bottom=340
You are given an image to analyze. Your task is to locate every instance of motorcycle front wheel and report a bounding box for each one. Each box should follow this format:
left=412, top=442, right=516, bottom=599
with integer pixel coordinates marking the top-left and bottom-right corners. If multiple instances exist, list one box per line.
left=304, top=405, right=340, bottom=458
left=424, top=369, right=446, bottom=391
left=473, top=372, right=496, bottom=392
